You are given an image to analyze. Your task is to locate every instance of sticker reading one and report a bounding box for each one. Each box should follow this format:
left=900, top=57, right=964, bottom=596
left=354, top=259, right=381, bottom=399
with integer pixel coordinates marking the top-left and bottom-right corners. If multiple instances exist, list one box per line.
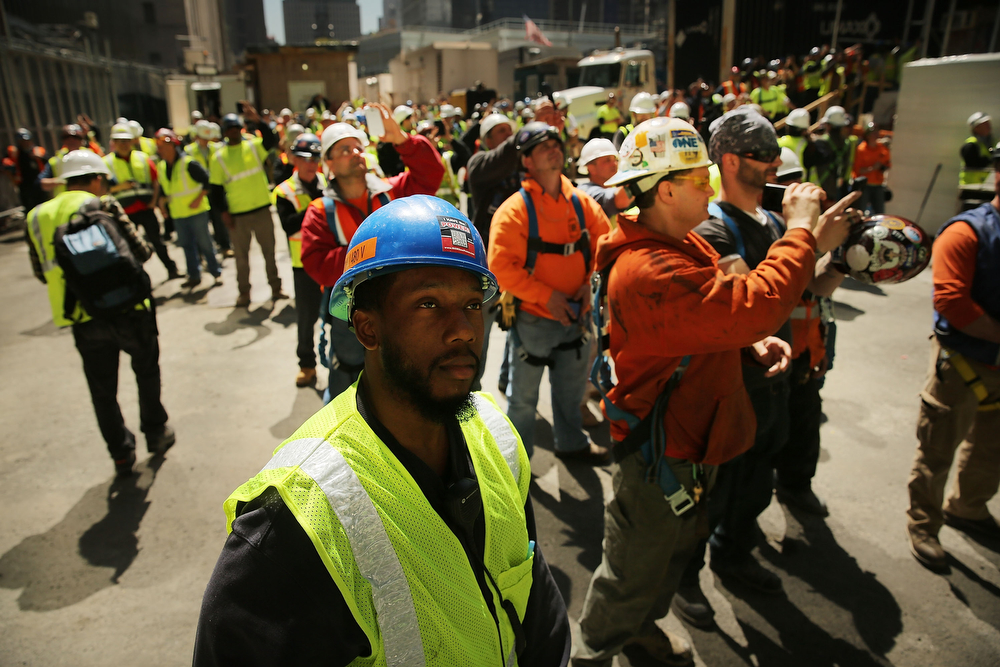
left=439, top=215, right=476, bottom=257
left=345, top=237, right=377, bottom=271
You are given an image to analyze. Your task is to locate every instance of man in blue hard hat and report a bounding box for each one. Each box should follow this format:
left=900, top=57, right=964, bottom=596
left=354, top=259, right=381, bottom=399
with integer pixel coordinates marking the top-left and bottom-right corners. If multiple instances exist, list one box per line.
left=195, top=195, right=570, bottom=666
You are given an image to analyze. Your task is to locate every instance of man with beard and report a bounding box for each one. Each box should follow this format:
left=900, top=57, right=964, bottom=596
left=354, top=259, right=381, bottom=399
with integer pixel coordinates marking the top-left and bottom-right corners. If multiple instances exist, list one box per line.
left=194, top=196, right=571, bottom=667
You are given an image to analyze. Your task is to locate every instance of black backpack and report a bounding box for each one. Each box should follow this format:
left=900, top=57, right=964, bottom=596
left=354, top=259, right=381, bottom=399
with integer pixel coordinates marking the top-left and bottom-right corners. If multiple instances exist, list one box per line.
left=53, top=197, right=151, bottom=320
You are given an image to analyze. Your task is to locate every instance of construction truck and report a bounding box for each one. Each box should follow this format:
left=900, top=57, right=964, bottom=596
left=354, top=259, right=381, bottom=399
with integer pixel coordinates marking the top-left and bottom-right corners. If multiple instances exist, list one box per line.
left=554, top=48, right=656, bottom=140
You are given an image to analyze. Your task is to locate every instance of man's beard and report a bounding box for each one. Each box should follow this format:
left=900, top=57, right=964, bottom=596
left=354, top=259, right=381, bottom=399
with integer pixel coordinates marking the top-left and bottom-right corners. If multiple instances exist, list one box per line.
left=737, top=158, right=770, bottom=191
left=380, top=338, right=480, bottom=424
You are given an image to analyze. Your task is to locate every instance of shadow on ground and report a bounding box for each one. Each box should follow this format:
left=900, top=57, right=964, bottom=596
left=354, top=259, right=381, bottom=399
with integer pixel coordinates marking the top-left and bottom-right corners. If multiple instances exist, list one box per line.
left=0, top=456, right=164, bottom=611
left=204, top=304, right=274, bottom=347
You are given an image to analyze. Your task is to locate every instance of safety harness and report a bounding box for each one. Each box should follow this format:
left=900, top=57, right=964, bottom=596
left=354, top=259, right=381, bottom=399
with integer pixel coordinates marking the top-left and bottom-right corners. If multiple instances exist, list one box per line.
left=590, top=259, right=699, bottom=516
left=318, top=191, right=392, bottom=377
left=707, top=201, right=786, bottom=260
left=939, top=346, right=1000, bottom=412
left=507, top=187, right=591, bottom=368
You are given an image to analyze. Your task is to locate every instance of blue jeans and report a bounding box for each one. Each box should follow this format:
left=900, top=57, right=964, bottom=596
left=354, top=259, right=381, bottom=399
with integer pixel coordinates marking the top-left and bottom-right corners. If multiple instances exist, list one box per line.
left=506, top=311, right=590, bottom=458
left=174, top=211, right=220, bottom=281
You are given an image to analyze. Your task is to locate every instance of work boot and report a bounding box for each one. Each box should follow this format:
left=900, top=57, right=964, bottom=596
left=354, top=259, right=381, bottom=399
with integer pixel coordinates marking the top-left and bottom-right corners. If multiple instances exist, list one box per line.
left=622, top=629, right=693, bottom=667
left=114, top=450, right=136, bottom=478
left=555, top=442, right=611, bottom=466
left=235, top=292, right=251, bottom=308
left=296, top=367, right=317, bottom=387
left=907, top=528, right=947, bottom=572
left=671, top=583, right=715, bottom=628
left=146, top=425, right=176, bottom=455
left=776, top=483, right=829, bottom=517
left=272, top=289, right=289, bottom=301
left=711, top=557, right=783, bottom=594
left=943, top=511, right=1000, bottom=541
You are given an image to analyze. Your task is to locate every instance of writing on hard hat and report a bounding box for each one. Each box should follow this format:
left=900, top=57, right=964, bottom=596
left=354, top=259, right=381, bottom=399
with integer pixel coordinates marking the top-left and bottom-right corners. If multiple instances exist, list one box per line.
left=776, top=146, right=803, bottom=181
left=822, top=105, right=850, bottom=127
left=579, top=138, right=618, bottom=171
left=320, top=122, right=369, bottom=160
left=110, top=123, right=134, bottom=140
left=786, top=108, right=810, bottom=130
left=393, top=105, right=414, bottom=124
left=329, top=195, right=498, bottom=321
left=480, top=113, right=515, bottom=139
left=968, top=112, right=991, bottom=127
left=604, top=117, right=712, bottom=191
left=629, top=92, right=656, bottom=115
left=59, top=150, right=112, bottom=181
left=668, top=102, right=690, bottom=119
left=830, top=215, right=931, bottom=285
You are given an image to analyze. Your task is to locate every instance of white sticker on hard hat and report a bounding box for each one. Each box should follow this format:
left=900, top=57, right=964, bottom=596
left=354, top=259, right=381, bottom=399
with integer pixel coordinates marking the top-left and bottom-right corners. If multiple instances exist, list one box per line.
left=845, top=245, right=871, bottom=272
left=670, top=129, right=702, bottom=165
left=439, top=216, right=476, bottom=258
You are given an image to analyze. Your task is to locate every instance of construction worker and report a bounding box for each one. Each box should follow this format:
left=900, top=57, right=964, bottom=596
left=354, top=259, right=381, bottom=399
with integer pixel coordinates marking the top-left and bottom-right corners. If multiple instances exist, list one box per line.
left=129, top=120, right=158, bottom=158
left=3, top=128, right=48, bottom=211
left=25, top=150, right=174, bottom=477
left=208, top=104, right=284, bottom=308
left=906, top=146, right=1000, bottom=572
left=272, top=133, right=328, bottom=387
left=596, top=92, right=623, bottom=139
left=377, top=105, right=415, bottom=178
left=272, top=122, right=305, bottom=186
left=852, top=122, right=892, bottom=215
left=960, top=112, right=994, bottom=186
left=185, top=121, right=232, bottom=258
left=105, top=122, right=181, bottom=279
left=487, top=122, right=611, bottom=463
left=778, top=108, right=820, bottom=183
left=669, top=101, right=692, bottom=124
left=576, top=138, right=633, bottom=227
left=749, top=71, right=790, bottom=121
left=299, top=103, right=444, bottom=398
left=799, top=47, right=823, bottom=113
left=465, top=113, right=520, bottom=244
left=612, top=92, right=657, bottom=150
left=38, top=124, right=89, bottom=196
left=813, top=105, right=858, bottom=200
left=154, top=128, right=221, bottom=288
left=194, top=196, right=570, bottom=666
left=718, top=66, right=748, bottom=98
left=573, top=116, right=849, bottom=666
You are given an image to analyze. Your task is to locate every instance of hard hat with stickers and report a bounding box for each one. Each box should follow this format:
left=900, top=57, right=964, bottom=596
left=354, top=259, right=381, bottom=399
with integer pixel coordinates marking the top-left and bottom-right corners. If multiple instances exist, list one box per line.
left=830, top=215, right=932, bottom=285
left=604, top=117, right=712, bottom=192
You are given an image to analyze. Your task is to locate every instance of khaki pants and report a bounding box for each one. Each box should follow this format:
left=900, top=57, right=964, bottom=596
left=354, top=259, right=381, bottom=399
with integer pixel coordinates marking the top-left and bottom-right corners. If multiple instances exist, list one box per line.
left=907, top=337, right=1000, bottom=537
left=230, top=207, right=281, bottom=296
left=573, top=452, right=716, bottom=667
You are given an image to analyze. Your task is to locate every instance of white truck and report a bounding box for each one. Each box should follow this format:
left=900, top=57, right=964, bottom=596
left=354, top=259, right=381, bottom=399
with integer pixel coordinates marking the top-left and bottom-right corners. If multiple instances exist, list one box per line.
left=554, top=48, right=656, bottom=140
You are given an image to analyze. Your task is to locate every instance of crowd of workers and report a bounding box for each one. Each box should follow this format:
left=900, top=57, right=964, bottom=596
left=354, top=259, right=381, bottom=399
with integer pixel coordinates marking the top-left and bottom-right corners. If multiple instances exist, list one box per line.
left=6, top=42, right=998, bottom=664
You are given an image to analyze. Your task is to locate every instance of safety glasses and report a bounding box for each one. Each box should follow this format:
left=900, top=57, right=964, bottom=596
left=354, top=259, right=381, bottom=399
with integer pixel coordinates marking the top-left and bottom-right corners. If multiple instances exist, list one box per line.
left=672, top=175, right=713, bottom=192
left=739, top=148, right=780, bottom=163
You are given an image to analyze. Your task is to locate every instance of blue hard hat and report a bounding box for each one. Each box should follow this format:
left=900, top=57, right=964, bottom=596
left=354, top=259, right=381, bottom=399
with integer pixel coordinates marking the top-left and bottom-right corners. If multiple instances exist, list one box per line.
left=330, top=195, right=498, bottom=321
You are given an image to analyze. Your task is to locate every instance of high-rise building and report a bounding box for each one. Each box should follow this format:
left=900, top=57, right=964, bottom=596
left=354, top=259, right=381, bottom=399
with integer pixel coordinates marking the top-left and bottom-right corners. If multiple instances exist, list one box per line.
left=284, top=0, right=361, bottom=42
left=380, top=0, right=400, bottom=30
left=223, top=0, right=268, bottom=60
left=183, top=0, right=229, bottom=70
left=400, top=0, right=451, bottom=29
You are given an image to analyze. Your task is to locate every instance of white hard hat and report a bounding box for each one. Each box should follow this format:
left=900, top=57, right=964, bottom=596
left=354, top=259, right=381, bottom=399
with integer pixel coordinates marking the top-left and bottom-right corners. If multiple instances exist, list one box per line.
left=60, top=149, right=112, bottom=180
left=208, top=122, right=221, bottom=140
left=306, top=108, right=316, bottom=117
left=515, top=101, right=526, bottom=111
left=629, top=92, right=657, bottom=115
left=321, top=109, right=333, bottom=121
left=776, top=146, right=804, bottom=180
left=110, top=123, right=134, bottom=140
left=604, top=117, right=712, bottom=190
left=722, top=93, right=737, bottom=106
left=579, top=138, right=618, bottom=171
left=455, top=107, right=464, bottom=117
left=116, top=116, right=129, bottom=125
left=660, top=91, right=671, bottom=100
left=280, top=108, right=293, bottom=117
left=320, top=122, right=369, bottom=159
left=393, top=105, right=414, bottom=123
left=786, top=108, right=810, bottom=130
left=480, top=112, right=515, bottom=139
left=340, top=106, right=354, bottom=121
left=284, top=123, right=306, bottom=145
left=669, top=102, right=691, bottom=120
left=968, top=111, right=991, bottom=127
left=439, top=104, right=457, bottom=119
left=195, top=119, right=213, bottom=140
left=822, top=105, right=849, bottom=127
left=190, top=110, right=203, bottom=121
left=128, top=120, right=143, bottom=138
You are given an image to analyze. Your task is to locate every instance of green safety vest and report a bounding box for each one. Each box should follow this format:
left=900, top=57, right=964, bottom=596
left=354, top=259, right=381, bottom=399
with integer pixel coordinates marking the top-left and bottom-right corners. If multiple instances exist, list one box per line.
left=801, top=61, right=822, bottom=91
left=708, top=163, right=721, bottom=202
left=184, top=141, right=219, bottom=171
left=271, top=172, right=328, bottom=268
left=103, top=151, right=154, bottom=208
left=209, top=137, right=271, bottom=214
left=597, top=104, right=622, bottom=134
left=225, top=383, right=534, bottom=667
left=960, top=136, right=993, bottom=186
left=26, top=190, right=101, bottom=327
left=158, top=154, right=210, bottom=220
left=815, top=134, right=858, bottom=189
left=778, top=134, right=819, bottom=184
left=750, top=86, right=786, bottom=119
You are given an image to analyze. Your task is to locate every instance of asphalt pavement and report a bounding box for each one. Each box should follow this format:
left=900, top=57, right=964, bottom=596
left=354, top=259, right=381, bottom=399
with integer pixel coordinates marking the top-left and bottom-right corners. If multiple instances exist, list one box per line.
left=1, top=216, right=998, bottom=666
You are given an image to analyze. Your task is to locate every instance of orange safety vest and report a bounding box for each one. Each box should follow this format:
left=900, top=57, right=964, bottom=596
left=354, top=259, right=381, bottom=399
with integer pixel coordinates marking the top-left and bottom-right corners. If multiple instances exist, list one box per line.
left=790, top=295, right=826, bottom=366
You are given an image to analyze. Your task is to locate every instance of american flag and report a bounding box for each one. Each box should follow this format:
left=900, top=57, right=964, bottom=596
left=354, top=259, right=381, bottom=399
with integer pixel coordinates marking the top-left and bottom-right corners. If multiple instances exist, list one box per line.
left=523, top=15, right=553, bottom=47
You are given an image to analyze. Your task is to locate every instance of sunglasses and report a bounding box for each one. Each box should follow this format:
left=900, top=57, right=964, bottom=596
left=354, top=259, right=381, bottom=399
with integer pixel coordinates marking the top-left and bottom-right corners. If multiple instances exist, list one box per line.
left=672, top=175, right=713, bottom=191
left=739, top=149, right=780, bottom=163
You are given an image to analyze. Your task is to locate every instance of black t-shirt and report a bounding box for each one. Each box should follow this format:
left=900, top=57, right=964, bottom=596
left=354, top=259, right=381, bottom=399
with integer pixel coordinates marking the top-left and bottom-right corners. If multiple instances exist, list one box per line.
left=694, top=201, right=794, bottom=389
left=192, top=386, right=570, bottom=666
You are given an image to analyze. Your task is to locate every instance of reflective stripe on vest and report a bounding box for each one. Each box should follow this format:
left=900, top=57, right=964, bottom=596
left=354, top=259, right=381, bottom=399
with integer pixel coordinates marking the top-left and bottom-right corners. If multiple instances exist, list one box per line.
left=159, top=155, right=210, bottom=219
left=960, top=136, right=992, bottom=186
left=214, top=143, right=263, bottom=183
left=274, top=173, right=328, bottom=268
left=212, top=138, right=271, bottom=214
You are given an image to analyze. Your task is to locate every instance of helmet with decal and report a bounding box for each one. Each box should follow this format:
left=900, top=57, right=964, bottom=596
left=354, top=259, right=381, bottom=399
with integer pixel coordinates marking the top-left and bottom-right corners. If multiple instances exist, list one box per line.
left=603, top=117, right=712, bottom=193
left=830, top=215, right=932, bottom=285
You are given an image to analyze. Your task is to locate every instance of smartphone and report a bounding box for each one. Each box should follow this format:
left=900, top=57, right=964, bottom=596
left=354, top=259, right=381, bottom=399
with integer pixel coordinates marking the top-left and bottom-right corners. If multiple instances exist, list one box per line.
left=850, top=176, right=868, bottom=193
left=235, top=101, right=245, bottom=115
left=761, top=183, right=787, bottom=212
left=568, top=300, right=581, bottom=321
left=365, top=106, right=385, bottom=137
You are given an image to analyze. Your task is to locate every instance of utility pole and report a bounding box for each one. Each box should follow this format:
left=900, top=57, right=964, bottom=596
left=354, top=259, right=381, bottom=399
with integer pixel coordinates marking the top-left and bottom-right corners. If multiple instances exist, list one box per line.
left=719, top=0, right=736, bottom=85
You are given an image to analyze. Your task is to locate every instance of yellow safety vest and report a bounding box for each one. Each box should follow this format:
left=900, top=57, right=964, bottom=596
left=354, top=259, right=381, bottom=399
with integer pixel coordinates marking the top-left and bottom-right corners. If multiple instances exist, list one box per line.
left=48, top=147, right=95, bottom=196
left=103, top=151, right=154, bottom=208
left=750, top=86, right=786, bottom=119
left=597, top=104, right=622, bottom=134
left=436, top=151, right=460, bottom=205
left=139, top=136, right=157, bottom=157
left=272, top=172, right=328, bottom=268
left=225, top=383, right=534, bottom=667
left=184, top=141, right=218, bottom=171
left=209, top=137, right=271, bottom=215
left=158, top=154, right=210, bottom=220
left=960, top=136, right=993, bottom=186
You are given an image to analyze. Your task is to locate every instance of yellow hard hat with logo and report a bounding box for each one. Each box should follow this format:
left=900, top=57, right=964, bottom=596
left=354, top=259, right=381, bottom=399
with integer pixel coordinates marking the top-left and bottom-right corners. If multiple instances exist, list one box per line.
left=604, top=117, right=712, bottom=192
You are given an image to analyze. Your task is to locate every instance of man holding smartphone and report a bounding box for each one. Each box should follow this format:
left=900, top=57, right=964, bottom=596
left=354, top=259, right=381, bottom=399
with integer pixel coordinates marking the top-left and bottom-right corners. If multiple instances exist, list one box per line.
left=488, top=122, right=610, bottom=463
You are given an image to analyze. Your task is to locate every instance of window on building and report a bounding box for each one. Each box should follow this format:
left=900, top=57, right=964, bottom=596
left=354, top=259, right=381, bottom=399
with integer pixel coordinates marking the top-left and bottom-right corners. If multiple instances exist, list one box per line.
left=142, top=2, right=157, bottom=24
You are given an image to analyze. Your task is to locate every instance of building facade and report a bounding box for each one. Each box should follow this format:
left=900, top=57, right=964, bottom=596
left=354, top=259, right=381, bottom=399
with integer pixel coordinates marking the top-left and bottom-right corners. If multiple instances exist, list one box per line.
left=284, top=0, right=361, bottom=43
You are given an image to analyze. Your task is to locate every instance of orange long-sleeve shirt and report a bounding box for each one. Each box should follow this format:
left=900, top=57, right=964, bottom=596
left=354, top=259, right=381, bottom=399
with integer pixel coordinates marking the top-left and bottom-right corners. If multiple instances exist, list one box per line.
left=488, top=175, right=610, bottom=319
left=598, top=214, right=817, bottom=465
left=852, top=140, right=891, bottom=186
left=933, top=221, right=984, bottom=329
